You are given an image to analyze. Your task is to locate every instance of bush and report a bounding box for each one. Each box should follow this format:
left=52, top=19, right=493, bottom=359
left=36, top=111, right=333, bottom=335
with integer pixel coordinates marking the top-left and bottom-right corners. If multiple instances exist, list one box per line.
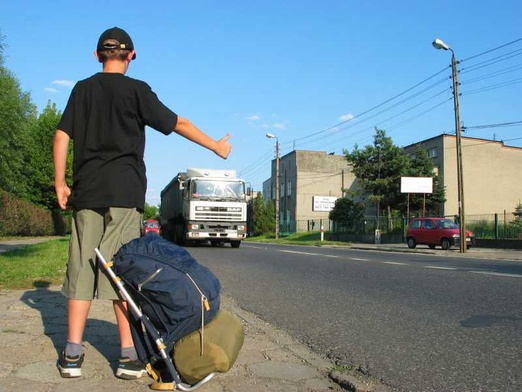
left=0, top=190, right=55, bottom=236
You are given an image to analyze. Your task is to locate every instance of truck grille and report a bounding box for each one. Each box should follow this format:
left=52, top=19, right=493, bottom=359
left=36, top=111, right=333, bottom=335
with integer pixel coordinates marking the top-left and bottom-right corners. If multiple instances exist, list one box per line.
left=194, top=209, right=243, bottom=221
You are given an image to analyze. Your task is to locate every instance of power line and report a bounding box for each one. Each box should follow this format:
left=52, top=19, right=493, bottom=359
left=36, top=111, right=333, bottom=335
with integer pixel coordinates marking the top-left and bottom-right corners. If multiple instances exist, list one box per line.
left=463, top=120, right=522, bottom=130
left=463, top=76, right=522, bottom=95
left=460, top=38, right=522, bottom=63
left=291, top=67, right=449, bottom=144
left=237, top=38, right=522, bottom=186
left=291, top=39, right=522, bottom=154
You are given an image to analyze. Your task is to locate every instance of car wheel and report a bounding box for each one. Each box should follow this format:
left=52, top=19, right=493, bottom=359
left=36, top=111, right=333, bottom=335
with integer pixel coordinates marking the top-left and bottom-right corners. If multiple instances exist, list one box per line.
left=441, top=238, right=451, bottom=250
left=407, top=237, right=416, bottom=249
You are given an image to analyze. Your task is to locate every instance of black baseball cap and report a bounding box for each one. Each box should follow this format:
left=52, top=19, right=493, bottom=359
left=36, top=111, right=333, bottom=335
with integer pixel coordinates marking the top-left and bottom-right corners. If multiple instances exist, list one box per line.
left=97, top=27, right=136, bottom=60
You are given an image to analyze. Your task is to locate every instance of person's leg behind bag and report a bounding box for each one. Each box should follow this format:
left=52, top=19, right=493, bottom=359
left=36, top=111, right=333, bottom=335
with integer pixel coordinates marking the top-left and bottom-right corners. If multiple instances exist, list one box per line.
left=97, top=207, right=146, bottom=380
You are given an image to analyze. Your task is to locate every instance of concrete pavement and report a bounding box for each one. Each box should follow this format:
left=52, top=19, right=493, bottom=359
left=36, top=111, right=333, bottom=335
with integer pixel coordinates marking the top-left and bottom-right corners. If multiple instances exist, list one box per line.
left=348, top=242, right=522, bottom=261
left=0, top=285, right=358, bottom=392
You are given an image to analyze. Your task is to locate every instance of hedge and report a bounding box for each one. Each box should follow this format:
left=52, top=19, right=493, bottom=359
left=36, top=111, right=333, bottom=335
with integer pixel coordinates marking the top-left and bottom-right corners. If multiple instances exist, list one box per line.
left=0, top=190, right=70, bottom=236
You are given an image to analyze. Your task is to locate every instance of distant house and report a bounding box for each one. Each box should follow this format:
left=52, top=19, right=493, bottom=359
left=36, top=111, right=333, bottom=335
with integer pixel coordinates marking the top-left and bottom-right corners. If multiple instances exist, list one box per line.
left=263, top=136, right=522, bottom=233
left=403, top=134, right=522, bottom=217
left=263, top=150, right=357, bottom=232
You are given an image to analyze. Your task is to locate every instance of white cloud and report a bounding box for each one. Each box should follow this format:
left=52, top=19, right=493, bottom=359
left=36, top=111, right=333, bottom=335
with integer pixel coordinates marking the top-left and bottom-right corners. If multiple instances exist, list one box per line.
left=272, top=122, right=287, bottom=130
left=246, top=115, right=260, bottom=121
left=52, top=80, right=76, bottom=88
left=44, top=87, right=59, bottom=93
left=339, top=113, right=354, bottom=122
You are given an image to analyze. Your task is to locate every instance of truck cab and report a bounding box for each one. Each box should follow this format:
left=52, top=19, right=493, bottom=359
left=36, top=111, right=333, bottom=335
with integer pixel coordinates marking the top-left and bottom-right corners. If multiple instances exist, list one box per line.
left=160, top=168, right=248, bottom=248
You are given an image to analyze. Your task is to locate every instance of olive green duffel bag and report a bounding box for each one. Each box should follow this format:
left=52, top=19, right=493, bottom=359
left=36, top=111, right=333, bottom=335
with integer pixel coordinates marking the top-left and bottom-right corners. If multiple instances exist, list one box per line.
left=173, top=309, right=244, bottom=384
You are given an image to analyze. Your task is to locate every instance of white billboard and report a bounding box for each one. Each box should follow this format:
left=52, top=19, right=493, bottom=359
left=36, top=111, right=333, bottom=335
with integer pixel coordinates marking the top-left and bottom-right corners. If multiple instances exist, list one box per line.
left=401, top=177, right=433, bottom=193
left=313, top=196, right=338, bottom=212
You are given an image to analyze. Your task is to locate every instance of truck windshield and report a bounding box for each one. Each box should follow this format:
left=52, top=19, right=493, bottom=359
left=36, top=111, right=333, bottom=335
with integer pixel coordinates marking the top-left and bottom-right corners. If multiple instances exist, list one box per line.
left=191, top=180, right=245, bottom=200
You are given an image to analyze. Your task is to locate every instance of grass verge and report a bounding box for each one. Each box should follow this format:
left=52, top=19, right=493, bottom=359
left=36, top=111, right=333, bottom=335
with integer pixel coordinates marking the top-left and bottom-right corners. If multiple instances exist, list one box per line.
left=0, top=238, right=69, bottom=290
left=245, top=231, right=350, bottom=247
left=0, top=232, right=350, bottom=290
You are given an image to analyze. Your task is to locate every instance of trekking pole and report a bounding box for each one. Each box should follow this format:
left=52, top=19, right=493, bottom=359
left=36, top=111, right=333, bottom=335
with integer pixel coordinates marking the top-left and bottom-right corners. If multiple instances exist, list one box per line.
left=94, top=248, right=183, bottom=388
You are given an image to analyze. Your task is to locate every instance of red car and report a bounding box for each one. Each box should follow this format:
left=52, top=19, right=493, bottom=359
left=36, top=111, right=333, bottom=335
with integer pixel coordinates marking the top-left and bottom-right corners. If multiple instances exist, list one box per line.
left=143, top=219, right=161, bottom=236
left=406, top=217, right=475, bottom=250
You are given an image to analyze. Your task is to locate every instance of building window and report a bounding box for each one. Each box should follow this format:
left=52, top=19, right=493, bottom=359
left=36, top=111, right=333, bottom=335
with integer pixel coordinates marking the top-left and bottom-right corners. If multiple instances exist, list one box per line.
left=287, top=180, right=292, bottom=196
left=427, top=147, right=438, bottom=158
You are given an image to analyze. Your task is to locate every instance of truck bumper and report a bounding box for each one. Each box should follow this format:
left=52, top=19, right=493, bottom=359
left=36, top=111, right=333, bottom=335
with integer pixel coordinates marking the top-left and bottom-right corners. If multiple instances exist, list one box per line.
left=186, top=221, right=247, bottom=241
left=187, top=232, right=246, bottom=240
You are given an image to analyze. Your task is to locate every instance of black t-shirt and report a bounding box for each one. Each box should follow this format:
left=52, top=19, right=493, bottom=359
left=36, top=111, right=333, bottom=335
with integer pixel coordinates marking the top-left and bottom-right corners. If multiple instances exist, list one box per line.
left=58, top=72, right=178, bottom=210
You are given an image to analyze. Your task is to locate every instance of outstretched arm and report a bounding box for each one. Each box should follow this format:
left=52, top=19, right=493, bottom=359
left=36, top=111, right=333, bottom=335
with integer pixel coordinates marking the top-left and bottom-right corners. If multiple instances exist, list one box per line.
left=174, top=116, right=231, bottom=159
left=53, top=130, right=71, bottom=210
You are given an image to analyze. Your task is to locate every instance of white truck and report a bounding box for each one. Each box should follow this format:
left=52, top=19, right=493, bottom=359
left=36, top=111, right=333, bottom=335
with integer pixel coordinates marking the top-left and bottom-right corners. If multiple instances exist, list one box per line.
left=160, top=168, right=248, bottom=248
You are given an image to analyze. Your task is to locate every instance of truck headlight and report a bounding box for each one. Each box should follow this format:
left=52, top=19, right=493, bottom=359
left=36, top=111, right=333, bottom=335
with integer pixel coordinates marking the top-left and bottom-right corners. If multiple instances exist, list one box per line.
left=237, top=225, right=245, bottom=231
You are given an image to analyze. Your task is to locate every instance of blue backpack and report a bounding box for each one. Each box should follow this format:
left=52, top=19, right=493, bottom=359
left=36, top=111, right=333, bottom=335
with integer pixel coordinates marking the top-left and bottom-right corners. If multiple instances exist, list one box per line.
left=112, top=234, right=221, bottom=362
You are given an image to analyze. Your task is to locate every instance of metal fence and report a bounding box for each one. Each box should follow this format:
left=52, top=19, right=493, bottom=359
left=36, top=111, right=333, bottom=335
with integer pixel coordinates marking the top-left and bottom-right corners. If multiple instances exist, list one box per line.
left=279, top=212, right=522, bottom=240
left=466, top=212, right=522, bottom=239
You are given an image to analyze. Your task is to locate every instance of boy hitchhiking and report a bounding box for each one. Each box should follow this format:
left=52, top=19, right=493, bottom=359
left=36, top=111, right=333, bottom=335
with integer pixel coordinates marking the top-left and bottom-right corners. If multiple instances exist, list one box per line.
left=53, top=26, right=231, bottom=379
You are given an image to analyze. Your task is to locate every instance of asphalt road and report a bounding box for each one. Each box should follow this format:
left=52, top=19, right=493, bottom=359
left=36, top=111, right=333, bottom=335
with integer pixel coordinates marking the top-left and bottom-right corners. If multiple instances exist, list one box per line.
left=189, top=242, right=522, bottom=392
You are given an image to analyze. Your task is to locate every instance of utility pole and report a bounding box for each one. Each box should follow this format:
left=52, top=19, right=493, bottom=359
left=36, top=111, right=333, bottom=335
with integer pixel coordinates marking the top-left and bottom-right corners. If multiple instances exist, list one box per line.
left=433, top=38, right=466, bottom=253
left=450, top=50, right=466, bottom=253
left=275, top=140, right=280, bottom=239
left=266, top=133, right=280, bottom=239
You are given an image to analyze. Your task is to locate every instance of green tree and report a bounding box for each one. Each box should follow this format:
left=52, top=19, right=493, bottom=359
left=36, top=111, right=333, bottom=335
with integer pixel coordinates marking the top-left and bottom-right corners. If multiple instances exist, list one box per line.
left=143, top=202, right=159, bottom=220
left=25, top=102, right=66, bottom=209
left=252, top=193, right=275, bottom=236
left=405, top=145, right=446, bottom=216
left=329, top=197, right=365, bottom=232
left=344, top=128, right=410, bottom=219
left=0, top=33, right=37, bottom=198
left=510, top=201, right=522, bottom=236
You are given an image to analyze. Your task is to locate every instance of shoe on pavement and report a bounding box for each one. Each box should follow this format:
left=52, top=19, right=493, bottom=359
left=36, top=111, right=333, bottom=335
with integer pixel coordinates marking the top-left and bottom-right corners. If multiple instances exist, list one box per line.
left=57, top=350, right=84, bottom=378
left=116, top=357, right=147, bottom=380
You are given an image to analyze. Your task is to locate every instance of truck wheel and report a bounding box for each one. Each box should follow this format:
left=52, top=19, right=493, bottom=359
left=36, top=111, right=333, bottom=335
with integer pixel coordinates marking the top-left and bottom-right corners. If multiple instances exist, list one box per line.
left=230, top=240, right=241, bottom=248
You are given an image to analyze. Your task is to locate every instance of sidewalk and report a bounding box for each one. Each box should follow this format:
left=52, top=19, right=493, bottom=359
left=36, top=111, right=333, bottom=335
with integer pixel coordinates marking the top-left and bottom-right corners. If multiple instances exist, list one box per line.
left=0, top=286, right=379, bottom=392
left=348, top=242, right=522, bottom=261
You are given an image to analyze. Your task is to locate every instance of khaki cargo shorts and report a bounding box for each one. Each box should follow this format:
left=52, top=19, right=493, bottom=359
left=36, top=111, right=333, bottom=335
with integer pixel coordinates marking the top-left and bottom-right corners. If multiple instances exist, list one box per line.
left=62, top=207, right=141, bottom=300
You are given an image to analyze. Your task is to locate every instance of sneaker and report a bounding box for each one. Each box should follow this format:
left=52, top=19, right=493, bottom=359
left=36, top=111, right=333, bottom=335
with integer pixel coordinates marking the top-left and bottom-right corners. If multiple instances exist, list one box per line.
left=116, top=357, right=147, bottom=380
left=57, top=350, right=84, bottom=378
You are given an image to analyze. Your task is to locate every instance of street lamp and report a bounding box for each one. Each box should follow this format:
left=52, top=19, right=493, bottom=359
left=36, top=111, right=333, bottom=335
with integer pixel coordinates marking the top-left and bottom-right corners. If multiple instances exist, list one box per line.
left=266, top=133, right=280, bottom=239
left=432, top=37, right=466, bottom=253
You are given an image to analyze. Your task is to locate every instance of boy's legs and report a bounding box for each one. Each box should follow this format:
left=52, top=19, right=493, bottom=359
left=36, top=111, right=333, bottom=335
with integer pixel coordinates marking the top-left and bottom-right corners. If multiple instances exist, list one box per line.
left=59, top=207, right=144, bottom=378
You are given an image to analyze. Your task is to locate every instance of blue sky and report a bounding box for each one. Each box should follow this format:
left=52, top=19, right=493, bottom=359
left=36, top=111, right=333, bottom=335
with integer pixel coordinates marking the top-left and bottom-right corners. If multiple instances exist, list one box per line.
left=2, top=1, right=521, bottom=205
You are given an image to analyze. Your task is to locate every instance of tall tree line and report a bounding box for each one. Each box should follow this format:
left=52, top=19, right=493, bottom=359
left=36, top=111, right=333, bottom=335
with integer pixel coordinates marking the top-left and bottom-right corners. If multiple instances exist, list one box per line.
left=0, top=33, right=71, bottom=210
